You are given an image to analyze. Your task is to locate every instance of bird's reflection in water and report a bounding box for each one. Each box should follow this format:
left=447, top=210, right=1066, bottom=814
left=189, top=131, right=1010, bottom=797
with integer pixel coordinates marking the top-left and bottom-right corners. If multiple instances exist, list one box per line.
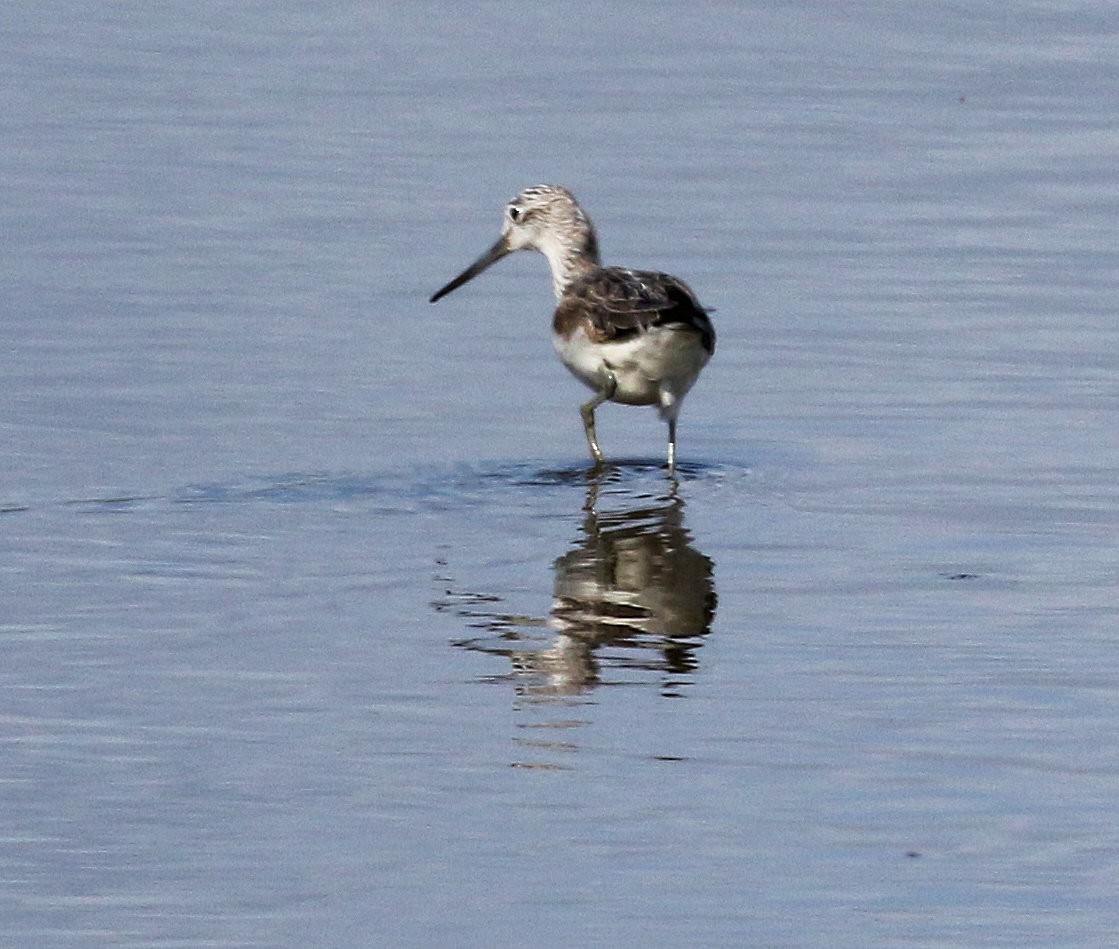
left=435, top=469, right=717, bottom=701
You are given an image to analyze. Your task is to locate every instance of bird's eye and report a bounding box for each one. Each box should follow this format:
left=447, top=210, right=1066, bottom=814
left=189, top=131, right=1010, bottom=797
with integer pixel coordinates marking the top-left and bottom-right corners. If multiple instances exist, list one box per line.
left=508, top=206, right=521, bottom=223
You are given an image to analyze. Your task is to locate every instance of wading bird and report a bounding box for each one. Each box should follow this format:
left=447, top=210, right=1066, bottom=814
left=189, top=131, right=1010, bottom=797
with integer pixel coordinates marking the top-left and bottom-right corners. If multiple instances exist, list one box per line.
left=430, top=185, right=715, bottom=472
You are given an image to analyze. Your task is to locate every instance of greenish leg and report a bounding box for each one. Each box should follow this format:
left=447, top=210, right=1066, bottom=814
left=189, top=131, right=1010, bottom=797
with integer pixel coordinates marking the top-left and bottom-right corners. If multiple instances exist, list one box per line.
left=579, top=373, right=616, bottom=465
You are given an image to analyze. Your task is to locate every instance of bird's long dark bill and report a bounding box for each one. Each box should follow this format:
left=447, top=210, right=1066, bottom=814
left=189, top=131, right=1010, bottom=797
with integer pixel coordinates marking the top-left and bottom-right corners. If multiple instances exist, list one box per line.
left=429, top=236, right=510, bottom=303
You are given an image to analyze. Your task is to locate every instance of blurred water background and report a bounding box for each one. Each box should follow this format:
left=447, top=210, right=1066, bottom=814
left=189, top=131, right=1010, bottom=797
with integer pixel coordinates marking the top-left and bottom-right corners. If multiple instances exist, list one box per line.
left=3, top=2, right=1119, bottom=946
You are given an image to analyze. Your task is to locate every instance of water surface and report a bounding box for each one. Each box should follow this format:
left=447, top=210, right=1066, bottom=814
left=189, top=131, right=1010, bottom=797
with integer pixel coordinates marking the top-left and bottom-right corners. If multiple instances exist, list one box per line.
left=3, top=2, right=1119, bottom=946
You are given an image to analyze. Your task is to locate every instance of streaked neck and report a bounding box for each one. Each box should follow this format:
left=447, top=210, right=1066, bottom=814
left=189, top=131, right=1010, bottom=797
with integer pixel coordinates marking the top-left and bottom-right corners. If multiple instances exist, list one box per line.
left=539, top=230, right=601, bottom=300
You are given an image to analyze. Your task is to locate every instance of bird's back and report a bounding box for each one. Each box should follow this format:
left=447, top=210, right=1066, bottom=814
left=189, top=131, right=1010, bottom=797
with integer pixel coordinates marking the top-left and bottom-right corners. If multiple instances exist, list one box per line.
left=553, top=267, right=716, bottom=355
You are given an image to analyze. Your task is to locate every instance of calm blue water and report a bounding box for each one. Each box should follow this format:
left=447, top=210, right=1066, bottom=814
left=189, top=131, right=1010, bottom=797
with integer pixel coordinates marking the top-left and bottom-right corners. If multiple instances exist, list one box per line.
left=3, top=2, right=1119, bottom=946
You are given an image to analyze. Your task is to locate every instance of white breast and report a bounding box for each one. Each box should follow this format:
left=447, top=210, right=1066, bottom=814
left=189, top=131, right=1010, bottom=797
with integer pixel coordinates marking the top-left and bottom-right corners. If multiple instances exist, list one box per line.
left=552, top=324, right=711, bottom=413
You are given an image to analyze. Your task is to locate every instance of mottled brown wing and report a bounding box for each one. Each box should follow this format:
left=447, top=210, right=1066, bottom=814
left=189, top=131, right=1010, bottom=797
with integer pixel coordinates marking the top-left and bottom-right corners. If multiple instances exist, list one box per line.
left=554, top=267, right=715, bottom=353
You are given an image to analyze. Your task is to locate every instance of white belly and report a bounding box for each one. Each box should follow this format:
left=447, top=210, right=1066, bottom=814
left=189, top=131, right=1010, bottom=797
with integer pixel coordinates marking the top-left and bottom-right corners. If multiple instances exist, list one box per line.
left=552, top=324, right=710, bottom=415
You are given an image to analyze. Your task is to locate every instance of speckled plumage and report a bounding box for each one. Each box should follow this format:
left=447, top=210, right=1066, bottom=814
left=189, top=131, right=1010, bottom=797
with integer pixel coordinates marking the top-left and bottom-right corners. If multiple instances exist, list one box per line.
left=430, top=185, right=715, bottom=471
